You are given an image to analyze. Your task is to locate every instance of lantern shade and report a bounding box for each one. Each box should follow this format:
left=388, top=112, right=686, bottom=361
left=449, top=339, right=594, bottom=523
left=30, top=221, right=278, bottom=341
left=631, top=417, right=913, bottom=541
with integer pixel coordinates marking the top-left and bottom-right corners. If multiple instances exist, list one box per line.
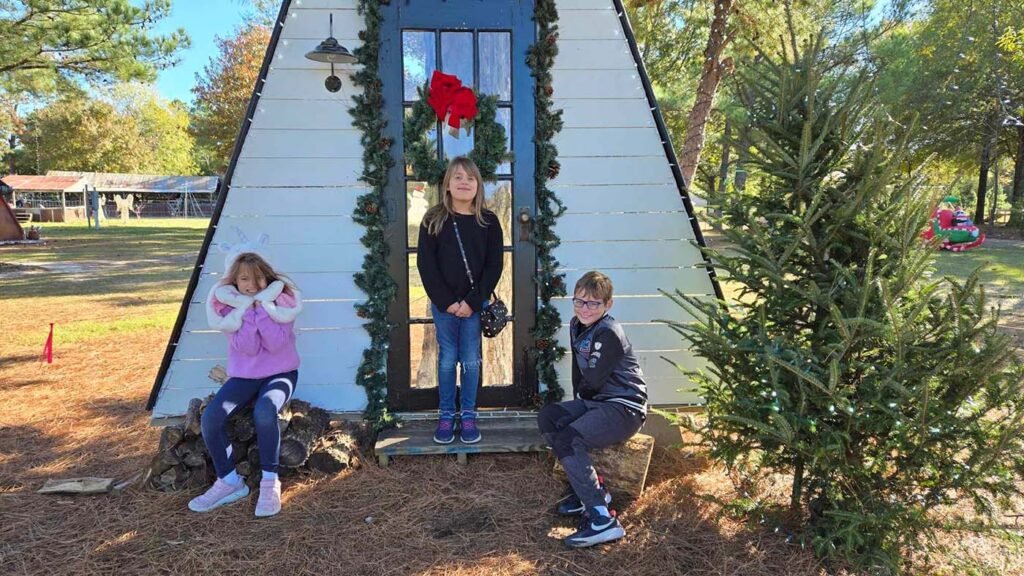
left=305, top=37, right=356, bottom=64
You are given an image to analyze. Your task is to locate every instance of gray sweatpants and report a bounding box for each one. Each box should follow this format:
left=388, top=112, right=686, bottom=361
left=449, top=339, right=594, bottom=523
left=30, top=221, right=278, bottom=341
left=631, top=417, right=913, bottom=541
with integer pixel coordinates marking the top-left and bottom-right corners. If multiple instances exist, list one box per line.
left=537, top=399, right=645, bottom=510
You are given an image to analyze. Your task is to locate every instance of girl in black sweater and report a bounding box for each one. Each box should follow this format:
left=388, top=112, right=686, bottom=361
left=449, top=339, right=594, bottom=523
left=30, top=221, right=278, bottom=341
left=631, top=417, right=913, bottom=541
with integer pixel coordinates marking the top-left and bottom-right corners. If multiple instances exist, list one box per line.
left=417, top=156, right=504, bottom=444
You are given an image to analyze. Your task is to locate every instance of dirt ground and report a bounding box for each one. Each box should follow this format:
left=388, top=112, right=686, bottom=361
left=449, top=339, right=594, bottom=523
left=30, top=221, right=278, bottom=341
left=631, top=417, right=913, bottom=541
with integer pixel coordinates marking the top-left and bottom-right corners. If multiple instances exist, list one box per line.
left=2, top=223, right=1024, bottom=575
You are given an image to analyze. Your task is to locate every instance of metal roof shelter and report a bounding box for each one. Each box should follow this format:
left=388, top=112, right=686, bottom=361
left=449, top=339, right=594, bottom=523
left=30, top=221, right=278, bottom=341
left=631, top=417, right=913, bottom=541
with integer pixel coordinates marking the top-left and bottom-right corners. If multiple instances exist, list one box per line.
left=46, top=171, right=220, bottom=195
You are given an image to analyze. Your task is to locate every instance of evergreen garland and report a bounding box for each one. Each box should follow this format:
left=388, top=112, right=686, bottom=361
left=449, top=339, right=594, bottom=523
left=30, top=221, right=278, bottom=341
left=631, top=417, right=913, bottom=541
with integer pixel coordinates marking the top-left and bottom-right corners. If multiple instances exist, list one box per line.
left=350, top=0, right=396, bottom=431
left=404, top=84, right=511, bottom=185
left=528, top=0, right=567, bottom=404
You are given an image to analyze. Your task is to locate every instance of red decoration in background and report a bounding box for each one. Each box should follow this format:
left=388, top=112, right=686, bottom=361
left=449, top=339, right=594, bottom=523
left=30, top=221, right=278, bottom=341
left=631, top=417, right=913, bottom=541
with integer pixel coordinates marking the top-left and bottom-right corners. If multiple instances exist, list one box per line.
left=42, top=323, right=53, bottom=364
left=427, top=70, right=479, bottom=134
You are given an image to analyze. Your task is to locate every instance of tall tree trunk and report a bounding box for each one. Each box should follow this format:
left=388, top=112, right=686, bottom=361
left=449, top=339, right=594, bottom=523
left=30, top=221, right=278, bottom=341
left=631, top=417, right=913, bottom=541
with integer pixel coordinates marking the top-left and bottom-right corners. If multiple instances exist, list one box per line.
left=1011, top=126, right=1024, bottom=228
left=989, top=156, right=1000, bottom=225
left=6, top=133, right=14, bottom=175
left=734, top=123, right=750, bottom=192
left=679, top=0, right=734, bottom=186
left=975, top=132, right=995, bottom=224
left=712, top=118, right=731, bottom=231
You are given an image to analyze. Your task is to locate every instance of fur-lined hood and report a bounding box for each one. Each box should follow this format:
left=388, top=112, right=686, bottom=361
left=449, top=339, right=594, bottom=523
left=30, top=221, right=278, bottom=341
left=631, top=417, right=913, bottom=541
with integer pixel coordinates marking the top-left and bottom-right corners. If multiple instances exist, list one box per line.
left=205, top=280, right=303, bottom=333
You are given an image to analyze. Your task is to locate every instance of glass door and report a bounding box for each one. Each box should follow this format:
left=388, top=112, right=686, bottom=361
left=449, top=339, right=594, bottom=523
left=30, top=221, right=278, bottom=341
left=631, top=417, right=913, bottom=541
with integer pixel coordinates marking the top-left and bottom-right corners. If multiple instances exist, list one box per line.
left=380, top=0, right=536, bottom=411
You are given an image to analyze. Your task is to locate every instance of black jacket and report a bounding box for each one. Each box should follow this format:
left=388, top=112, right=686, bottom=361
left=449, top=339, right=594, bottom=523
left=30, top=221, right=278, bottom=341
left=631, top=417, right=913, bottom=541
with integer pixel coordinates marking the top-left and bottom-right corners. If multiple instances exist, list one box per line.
left=570, top=314, right=648, bottom=414
left=417, top=210, right=504, bottom=312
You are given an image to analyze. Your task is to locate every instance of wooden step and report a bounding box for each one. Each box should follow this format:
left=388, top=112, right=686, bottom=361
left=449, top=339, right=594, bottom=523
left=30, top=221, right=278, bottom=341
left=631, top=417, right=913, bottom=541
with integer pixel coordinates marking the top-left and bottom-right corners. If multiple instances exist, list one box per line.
left=374, top=416, right=546, bottom=466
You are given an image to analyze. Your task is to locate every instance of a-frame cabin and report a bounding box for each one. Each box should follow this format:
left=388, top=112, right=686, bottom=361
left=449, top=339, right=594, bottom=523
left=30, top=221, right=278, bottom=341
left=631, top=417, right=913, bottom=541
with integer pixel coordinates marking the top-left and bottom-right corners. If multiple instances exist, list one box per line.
left=148, top=0, right=719, bottom=421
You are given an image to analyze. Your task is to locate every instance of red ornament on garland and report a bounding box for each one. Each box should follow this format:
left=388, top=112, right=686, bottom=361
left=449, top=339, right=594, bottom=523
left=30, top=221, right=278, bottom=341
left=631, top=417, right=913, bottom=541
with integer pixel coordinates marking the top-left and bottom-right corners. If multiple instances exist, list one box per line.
left=365, top=202, right=379, bottom=214
left=536, top=339, right=549, bottom=350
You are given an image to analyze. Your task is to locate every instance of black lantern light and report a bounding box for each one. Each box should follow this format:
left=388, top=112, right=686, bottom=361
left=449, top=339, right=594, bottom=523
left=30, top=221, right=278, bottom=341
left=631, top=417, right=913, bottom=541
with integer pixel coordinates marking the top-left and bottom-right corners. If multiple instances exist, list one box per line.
left=304, top=14, right=356, bottom=93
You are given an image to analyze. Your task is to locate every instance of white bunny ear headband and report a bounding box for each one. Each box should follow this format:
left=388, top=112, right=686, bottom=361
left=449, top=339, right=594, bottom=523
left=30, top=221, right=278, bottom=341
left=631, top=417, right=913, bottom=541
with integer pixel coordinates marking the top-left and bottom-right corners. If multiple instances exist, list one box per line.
left=217, top=227, right=271, bottom=273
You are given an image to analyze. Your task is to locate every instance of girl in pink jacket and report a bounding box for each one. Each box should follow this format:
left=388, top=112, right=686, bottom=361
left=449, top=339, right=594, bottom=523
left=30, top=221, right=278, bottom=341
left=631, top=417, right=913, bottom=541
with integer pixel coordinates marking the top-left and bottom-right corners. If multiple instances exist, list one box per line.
left=188, top=251, right=302, bottom=518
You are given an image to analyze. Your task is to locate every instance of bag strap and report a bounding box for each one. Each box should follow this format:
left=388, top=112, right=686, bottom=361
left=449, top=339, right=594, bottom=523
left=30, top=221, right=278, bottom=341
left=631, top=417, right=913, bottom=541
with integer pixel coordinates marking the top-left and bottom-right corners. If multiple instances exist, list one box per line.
left=451, top=219, right=476, bottom=291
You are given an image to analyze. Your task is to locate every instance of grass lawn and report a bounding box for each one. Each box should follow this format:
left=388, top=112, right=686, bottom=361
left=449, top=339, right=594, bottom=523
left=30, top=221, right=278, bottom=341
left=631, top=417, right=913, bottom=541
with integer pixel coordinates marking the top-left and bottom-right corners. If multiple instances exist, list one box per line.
left=2, top=220, right=1024, bottom=575
left=931, top=242, right=1024, bottom=296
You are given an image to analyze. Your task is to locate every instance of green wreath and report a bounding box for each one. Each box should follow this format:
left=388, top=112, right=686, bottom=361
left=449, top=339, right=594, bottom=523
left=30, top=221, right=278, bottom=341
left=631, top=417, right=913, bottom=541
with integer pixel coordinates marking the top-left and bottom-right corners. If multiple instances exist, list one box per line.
left=403, top=82, right=512, bottom=185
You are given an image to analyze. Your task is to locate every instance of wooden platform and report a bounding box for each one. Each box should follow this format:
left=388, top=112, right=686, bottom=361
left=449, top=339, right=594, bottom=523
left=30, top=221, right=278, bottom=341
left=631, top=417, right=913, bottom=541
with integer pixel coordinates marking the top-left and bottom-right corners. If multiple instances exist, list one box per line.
left=374, top=416, right=547, bottom=465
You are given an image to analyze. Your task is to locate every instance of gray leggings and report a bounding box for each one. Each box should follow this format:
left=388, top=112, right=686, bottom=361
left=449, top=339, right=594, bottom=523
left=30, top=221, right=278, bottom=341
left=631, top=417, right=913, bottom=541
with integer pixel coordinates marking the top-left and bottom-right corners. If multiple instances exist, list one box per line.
left=537, top=399, right=645, bottom=510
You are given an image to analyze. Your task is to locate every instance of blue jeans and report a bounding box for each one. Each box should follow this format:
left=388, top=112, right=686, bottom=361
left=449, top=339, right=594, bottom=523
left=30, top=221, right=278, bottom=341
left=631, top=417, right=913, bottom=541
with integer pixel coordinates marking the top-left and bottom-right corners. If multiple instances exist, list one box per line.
left=201, top=370, right=297, bottom=478
left=431, top=303, right=482, bottom=417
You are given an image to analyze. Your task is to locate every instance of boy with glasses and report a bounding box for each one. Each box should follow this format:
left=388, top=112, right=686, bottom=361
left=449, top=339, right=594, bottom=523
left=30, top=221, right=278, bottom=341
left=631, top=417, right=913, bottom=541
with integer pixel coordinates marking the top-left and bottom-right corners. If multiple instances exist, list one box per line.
left=538, top=271, right=648, bottom=548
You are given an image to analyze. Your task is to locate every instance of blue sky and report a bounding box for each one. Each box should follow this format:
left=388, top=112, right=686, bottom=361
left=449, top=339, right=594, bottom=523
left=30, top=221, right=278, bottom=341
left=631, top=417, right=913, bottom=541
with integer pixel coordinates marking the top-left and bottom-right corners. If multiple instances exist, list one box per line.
left=153, top=1, right=250, bottom=104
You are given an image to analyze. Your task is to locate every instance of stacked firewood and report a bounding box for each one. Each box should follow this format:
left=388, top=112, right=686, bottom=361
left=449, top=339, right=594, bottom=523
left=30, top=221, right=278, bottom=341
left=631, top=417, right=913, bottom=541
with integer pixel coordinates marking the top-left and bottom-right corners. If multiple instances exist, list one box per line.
left=148, top=397, right=362, bottom=491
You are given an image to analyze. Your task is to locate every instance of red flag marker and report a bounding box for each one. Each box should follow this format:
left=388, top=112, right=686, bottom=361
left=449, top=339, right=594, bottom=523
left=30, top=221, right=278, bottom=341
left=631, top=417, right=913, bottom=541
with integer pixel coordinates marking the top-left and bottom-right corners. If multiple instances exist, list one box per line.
left=42, top=323, right=53, bottom=364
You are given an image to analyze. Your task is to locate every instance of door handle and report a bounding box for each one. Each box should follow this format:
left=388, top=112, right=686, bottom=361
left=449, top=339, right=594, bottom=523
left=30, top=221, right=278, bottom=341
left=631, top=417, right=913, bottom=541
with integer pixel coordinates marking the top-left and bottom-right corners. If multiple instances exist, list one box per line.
left=518, top=207, right=532, bottom=242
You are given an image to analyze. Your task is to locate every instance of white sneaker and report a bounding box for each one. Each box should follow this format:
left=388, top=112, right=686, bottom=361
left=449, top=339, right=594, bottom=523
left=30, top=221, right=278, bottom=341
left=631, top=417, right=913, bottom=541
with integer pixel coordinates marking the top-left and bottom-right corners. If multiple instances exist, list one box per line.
left=188, top=478, right=249, bottom=513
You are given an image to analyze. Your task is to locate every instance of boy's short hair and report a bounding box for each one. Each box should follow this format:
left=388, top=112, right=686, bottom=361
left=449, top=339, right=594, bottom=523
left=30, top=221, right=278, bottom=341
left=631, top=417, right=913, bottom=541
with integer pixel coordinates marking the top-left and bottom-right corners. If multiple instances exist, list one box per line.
left=574, top=271, right=613, bottom=302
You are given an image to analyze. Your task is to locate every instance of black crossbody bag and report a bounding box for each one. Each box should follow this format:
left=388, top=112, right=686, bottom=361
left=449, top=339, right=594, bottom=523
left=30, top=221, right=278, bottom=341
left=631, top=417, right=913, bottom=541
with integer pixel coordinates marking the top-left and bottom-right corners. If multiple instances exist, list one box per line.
left=452, top=219, right=509, bottom=338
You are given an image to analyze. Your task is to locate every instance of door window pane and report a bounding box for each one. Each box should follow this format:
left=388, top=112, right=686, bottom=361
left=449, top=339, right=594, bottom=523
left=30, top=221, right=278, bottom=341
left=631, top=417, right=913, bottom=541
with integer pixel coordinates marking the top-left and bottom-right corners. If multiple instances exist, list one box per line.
left=403, top=31, right=436, bottom=102
left=496, top=107, right=512, bottom=175
left=410, top=322, right=440, bottom=390
left=479, top=32, right=511, bottom=101
left=408, top=255, right=432, bottom=320
left=484, top=180, right=513, bottom=246
left=440, top=32, right=474, bottom=86
left=405, top=107, right=439, bottom=177
left=407, top=181, right=438, bottom=248
left=443, top=126, right=475, bottom=159
left=482, top=321, right=513, bottom=387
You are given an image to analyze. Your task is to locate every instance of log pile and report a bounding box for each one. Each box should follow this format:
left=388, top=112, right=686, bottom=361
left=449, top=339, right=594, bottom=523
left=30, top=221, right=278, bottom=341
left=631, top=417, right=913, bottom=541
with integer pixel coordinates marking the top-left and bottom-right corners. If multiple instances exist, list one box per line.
left=148, top=397, right=363, bottom=491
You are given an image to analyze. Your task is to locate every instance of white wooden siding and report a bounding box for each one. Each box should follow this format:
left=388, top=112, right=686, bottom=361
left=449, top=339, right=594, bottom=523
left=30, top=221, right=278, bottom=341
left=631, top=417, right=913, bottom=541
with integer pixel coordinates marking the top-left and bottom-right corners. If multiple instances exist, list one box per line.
left=555, top=240, right=703, bottom=269
left=251, top=100, right=358, bottom=130
left=556, top=99, right=655, bottom=129
left=220, top=186, right=365, bottom=217
left=257, top=68, right=364, bottom=101
left=555, top=184, right=685, bottom=213
left=549, top=0, right=716, bottom=405
left=553, top=128, right=663, bottom=157
left=240, top=129, right=363, bottom=159
left=554, top=39, right=635, bottom=70
left=231, top=158, right=363, bottom=187
left=152, top=2, right=371, bottom=418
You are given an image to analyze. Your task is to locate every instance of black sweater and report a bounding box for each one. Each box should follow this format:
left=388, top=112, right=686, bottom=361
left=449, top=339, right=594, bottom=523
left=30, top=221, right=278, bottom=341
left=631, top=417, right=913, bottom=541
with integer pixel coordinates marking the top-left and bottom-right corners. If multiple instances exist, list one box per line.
left=417, top=210, right=504, bottom=313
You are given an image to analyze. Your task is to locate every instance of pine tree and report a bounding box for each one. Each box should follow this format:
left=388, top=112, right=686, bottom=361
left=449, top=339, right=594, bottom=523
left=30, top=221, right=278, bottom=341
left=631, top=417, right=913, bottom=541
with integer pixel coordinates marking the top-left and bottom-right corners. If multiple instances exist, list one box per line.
left=666, top=34, right=1024, bottom=573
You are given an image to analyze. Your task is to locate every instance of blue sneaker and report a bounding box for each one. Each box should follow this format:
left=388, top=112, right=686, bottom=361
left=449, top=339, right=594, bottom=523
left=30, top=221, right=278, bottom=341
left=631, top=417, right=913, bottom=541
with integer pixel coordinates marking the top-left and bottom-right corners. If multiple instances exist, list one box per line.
left=564, top=510, right=625, bottom=549
left=556, top=482, right=612, bottom=516
left=459, top=415, right=481, bottom=444
left=433, top=414, right=455, bottom=444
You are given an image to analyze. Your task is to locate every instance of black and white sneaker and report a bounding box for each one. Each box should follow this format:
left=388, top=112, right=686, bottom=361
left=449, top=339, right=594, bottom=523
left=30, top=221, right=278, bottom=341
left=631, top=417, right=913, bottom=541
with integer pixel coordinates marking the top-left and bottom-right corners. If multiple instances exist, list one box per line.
left=564, top=510, right=625, bottom=549
left=556, top=484, right=612, bottom=516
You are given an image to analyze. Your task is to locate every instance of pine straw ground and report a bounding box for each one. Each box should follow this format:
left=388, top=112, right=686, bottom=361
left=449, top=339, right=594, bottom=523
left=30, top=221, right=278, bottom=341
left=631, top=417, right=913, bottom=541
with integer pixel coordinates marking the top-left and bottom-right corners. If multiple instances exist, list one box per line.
left=2, top=223, right=1024, bottom=575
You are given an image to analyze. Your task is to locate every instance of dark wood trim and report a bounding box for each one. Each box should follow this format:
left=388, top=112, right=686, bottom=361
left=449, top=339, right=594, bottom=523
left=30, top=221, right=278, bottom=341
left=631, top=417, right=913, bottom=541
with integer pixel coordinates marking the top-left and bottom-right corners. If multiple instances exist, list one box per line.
left=384, top=0, right=536, bottom=411
left=611, top=0, right=725, bottom=302
left=146, top=0, right=295, bottom=410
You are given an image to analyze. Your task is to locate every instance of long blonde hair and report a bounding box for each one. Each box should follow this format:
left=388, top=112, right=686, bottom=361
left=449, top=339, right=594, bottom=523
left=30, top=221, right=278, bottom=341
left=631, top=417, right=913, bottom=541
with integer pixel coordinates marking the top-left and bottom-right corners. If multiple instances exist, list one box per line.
left=422, top=156, right=488, bottom=236
left=224, top=252, right=296, bottom=294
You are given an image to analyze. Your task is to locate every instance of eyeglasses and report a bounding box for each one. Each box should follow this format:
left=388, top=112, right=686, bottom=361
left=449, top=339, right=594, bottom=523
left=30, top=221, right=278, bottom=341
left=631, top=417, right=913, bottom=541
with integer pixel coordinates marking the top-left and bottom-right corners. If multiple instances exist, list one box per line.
left=572, top=298, right=604, bottom=310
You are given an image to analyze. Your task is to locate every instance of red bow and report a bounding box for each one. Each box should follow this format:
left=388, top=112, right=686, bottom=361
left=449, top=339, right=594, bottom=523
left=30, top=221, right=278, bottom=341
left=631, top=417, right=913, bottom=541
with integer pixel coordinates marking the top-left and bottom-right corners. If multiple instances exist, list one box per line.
left=427, top=70, right=479, bottom=135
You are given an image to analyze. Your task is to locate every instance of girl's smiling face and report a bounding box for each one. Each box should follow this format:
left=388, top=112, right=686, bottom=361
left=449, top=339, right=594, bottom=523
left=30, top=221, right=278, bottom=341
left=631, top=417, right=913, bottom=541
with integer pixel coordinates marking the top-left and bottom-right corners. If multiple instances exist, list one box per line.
left=448, top=165, right=478, bottom=210
left=236, top=265, right=267, bottom=296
